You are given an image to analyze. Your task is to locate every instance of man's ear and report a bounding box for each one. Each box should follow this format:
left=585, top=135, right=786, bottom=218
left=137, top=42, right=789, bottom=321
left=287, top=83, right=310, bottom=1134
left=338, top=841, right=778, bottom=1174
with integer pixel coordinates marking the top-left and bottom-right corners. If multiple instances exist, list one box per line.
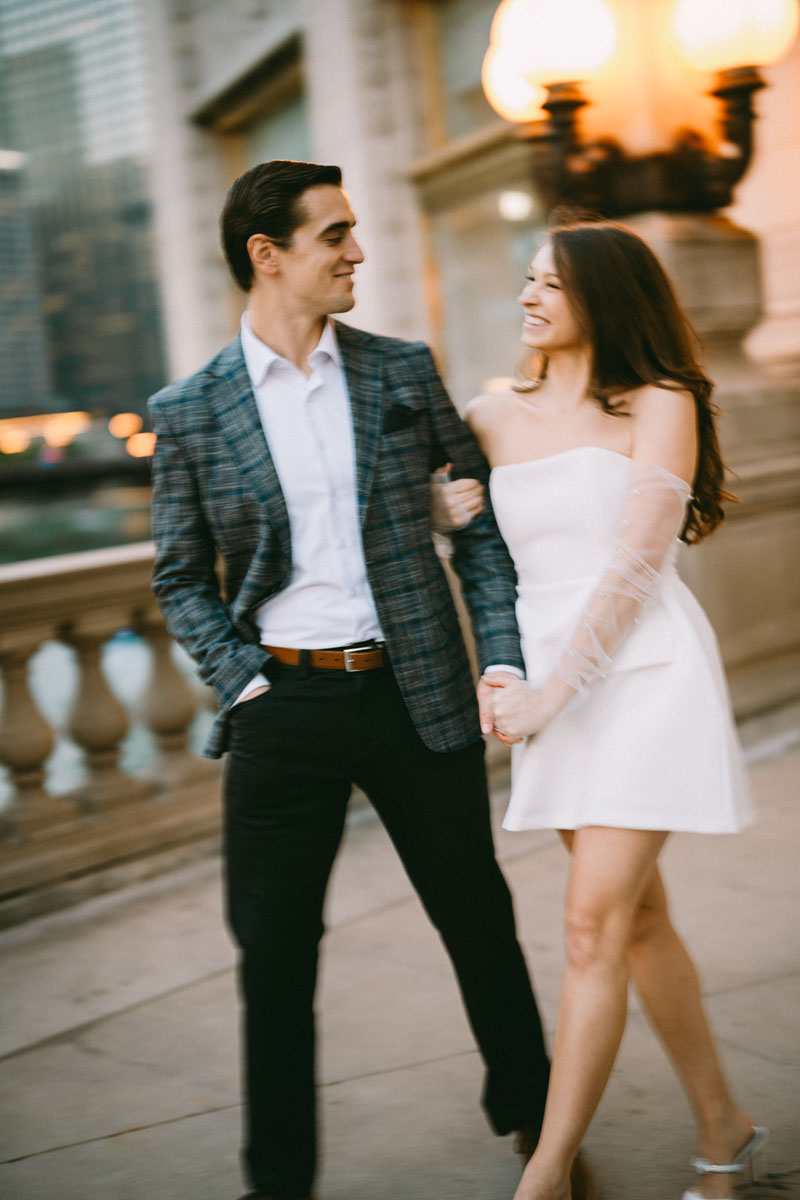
left=247, top=233, right=280, bottom=277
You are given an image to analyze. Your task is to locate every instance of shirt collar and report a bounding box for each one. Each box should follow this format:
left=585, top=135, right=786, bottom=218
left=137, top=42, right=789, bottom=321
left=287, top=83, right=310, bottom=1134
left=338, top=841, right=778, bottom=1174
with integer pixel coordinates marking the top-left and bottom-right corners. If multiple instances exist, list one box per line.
left=240, top=312, right=341, bottom=388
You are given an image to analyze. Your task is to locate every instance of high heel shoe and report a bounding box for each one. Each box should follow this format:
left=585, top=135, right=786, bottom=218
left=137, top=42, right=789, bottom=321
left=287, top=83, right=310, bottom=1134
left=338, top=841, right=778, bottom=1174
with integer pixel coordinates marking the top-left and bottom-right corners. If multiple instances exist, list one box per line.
left=681, top=1125, right=768, bottom=1199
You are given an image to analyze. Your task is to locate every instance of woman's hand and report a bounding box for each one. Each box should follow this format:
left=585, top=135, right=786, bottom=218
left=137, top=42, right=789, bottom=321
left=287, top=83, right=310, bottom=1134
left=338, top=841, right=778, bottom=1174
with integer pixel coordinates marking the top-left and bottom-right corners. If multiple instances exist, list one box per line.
left=481, top=674, right=553, bottom=740
left=430, top=464, right=484, bottom=531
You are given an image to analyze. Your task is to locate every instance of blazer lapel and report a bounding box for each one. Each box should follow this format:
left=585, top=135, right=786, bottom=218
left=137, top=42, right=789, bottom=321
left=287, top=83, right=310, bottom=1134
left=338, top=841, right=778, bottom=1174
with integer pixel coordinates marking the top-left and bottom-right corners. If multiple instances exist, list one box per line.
left=206, top=336, right=291, bottom=558
left=335, top=322, right=384, bottom=527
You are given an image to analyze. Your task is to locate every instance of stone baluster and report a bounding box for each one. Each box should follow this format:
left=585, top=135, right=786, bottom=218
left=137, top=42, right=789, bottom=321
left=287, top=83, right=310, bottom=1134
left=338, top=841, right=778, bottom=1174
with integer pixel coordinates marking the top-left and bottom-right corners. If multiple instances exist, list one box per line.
left=138, top=614, right=215, bottom=787
left=62, top=622, right=154, bottom=812
left=0, top=641, right=77, bottom=838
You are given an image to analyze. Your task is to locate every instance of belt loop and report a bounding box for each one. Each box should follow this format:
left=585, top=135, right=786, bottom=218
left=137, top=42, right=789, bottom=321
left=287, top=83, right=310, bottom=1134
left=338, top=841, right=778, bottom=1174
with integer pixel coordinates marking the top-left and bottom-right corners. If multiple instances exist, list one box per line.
left=298, top=647, right=311, bottom=678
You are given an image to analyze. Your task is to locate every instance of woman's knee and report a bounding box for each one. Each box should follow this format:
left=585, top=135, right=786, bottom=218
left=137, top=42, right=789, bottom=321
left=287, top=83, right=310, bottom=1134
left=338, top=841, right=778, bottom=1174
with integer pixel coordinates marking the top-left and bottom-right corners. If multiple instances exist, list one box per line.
left=564, top=905, right=629, bottom=970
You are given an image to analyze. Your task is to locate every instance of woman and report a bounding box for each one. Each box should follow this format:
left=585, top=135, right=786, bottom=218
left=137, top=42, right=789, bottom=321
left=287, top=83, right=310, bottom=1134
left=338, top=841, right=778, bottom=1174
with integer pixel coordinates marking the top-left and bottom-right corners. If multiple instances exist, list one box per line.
left=435, top=219, right=765, bottom=1200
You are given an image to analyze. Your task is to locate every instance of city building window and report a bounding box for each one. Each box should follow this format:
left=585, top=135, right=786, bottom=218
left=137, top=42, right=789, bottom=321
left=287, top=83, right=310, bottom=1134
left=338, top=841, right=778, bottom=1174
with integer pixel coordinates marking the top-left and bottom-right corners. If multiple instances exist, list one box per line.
left=0, top=0, right=167, bottom=421
left=193, top=40, right=311, bottom=179
left=432, top=0, right=500, bottom=141
left=0, top=0, right=167, bottom=561
left=244, top=89, right=311, bottom=169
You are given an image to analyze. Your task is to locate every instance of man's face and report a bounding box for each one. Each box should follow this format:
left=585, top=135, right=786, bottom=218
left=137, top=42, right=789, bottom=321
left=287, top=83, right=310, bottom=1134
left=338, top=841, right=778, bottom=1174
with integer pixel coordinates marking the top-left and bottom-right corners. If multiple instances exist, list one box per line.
left=269, top=184, right=364, bottom=318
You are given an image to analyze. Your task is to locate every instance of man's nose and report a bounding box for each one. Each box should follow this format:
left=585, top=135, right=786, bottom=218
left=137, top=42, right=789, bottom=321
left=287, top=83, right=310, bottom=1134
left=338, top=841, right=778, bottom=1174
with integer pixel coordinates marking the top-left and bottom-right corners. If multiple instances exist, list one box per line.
left=345, top=234, right=365, bottom=263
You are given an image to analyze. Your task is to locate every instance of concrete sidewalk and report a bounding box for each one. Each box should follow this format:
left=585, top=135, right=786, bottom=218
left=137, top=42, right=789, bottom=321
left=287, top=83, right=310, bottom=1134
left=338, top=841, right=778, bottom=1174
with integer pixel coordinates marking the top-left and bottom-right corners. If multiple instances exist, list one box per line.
left=1, top=744, right=798, bottom=1200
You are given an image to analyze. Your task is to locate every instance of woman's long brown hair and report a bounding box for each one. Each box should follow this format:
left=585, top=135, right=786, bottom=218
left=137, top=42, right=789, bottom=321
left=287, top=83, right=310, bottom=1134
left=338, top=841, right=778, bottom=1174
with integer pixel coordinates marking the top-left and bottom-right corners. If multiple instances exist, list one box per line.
left=534, top=218, right=734, bottom=543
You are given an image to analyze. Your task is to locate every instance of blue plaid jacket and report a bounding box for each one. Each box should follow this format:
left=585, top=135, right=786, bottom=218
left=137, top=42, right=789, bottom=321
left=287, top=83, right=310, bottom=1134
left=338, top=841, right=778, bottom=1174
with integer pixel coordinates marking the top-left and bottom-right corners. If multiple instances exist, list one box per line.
left=148, top=321, right=523, bottom=757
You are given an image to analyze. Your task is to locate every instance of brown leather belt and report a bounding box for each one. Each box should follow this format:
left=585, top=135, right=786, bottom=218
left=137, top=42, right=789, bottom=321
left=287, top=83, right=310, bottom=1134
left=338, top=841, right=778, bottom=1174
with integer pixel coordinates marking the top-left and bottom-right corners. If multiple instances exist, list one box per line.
left=264, top=643, right=387, bottom=672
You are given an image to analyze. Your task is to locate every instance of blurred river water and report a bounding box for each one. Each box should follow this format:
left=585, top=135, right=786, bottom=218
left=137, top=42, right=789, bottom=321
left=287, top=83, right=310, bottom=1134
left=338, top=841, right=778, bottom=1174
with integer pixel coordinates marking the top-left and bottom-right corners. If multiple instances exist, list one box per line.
left=0, top=482, right=152, bottom=564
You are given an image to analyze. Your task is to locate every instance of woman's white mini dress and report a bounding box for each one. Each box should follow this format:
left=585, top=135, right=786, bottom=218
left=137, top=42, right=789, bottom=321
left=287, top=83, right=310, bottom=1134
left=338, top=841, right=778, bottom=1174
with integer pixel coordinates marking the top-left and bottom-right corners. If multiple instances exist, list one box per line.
left=489, top=447, right=753, bottom=833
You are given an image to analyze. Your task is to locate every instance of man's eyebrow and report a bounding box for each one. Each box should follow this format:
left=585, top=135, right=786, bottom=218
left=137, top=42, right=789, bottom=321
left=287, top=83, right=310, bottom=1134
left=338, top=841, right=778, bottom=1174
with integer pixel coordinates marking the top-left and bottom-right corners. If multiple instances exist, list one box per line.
left=317, top=219, right=354, bottom=238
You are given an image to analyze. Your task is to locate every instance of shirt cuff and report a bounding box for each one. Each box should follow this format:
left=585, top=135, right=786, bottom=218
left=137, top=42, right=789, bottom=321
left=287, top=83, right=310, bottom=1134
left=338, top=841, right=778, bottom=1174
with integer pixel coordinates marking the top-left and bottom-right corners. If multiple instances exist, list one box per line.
left=483, top=663, right=525, bottom=680
left=232, top=671, right=270, bottom=706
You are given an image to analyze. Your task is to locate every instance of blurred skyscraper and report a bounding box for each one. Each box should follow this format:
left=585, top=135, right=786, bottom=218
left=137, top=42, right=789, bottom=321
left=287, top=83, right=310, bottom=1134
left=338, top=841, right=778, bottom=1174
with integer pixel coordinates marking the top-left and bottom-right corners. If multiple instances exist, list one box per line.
left=0, top=0, right=166, bottom=418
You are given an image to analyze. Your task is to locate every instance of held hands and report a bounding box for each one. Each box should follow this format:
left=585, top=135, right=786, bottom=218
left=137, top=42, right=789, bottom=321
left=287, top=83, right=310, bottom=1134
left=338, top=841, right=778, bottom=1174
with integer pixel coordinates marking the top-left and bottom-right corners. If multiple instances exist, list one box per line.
left=430, top=464, right=484, bottom=532
left=479, top=674, right=557, bottom=741
left=476, top=671, right=533, bottom=745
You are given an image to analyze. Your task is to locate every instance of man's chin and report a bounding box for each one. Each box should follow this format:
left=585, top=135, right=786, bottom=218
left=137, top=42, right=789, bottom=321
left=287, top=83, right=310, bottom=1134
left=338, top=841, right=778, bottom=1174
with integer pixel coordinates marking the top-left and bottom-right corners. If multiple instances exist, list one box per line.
left=328, top=293, right=356, bottom=314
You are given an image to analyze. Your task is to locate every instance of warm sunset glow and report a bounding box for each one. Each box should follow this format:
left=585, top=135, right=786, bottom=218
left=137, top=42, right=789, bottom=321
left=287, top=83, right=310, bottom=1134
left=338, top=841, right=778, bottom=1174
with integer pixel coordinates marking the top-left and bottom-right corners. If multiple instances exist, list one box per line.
left=488, top=0, right=617, bottom=85
left=675, top=0, right=800, bottom=71
left=482, top=44, right=546, bottom=123
left=108, top=411, right=143, bottom=439
left=126, top=432, right=156, bottom=458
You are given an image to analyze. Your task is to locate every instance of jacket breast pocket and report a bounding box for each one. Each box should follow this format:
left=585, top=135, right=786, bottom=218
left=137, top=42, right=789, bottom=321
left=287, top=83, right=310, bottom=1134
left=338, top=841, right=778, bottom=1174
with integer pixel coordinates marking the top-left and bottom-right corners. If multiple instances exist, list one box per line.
left=382, top=402, right=423, bottom=435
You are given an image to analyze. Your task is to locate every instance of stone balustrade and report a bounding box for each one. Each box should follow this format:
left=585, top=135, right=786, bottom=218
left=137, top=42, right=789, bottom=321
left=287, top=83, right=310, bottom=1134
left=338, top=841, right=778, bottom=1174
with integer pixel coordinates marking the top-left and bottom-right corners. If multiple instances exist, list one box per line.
left=0, top=543, right=222, bottom=926
left=1, top=460, right=798, bottom=930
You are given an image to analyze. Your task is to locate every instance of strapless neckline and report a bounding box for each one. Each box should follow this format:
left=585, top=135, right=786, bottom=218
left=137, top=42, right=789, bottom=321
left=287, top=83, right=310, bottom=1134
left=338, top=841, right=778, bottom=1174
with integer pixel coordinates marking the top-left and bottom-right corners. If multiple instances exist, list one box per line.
left=490, top=446, right=693, bottom=491
left=490, top=446, right=632, bottom=474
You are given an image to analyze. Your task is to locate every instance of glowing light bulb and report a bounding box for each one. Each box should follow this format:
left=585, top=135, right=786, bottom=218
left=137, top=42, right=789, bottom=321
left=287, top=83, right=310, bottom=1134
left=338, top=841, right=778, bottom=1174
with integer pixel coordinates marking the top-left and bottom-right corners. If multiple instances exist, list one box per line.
left=482, top=43, right=546, bottom=123
left=675, top=0, right=800, bottom=71
left=489, top=0, right=617, bottom=84
left=498, top=190, right=535, bottom=220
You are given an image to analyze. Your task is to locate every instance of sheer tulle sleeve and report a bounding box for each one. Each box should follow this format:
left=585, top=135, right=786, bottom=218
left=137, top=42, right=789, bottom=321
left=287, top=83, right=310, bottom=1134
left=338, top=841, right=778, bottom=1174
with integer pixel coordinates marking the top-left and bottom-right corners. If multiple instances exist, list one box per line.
left=547, top=463, right=691, bottom=706
left=487, top=461, right=694, bottom=740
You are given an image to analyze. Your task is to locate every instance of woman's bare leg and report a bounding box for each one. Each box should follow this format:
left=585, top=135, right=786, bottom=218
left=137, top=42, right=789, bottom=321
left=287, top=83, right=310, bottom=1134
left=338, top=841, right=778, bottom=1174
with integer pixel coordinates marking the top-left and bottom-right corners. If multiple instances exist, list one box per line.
left=625, top=866, right=754, bottom=1198
left=543, top=834, right=755, bottom=1200
left=514, top=826, right=667, bottom=1200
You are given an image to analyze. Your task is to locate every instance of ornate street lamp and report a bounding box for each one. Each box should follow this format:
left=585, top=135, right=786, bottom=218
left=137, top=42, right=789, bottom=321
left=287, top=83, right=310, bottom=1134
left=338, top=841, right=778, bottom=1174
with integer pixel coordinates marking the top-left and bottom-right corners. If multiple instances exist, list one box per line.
left=482, top=0, right=800, bottom=215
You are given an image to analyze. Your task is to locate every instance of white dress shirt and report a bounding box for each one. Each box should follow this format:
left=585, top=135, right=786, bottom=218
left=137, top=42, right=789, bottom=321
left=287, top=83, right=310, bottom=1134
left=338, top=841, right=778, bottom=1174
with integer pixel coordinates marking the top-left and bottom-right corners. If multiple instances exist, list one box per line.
left=233, top=314, right=520, bottom=704
left=234, top=314, right=383, bottom=701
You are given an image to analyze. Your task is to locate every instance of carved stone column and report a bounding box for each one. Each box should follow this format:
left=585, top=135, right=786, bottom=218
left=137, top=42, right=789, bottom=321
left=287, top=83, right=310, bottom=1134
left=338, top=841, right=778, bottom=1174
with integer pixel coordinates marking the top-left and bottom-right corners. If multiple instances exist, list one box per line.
left=63, top=626, right=154, bottom=812
left=0, top=642, right=77, bottom=838
left=629, top=213, right=800, bottom=730
left=304, top=0, right=429, bottom=339
left=138, top=615, right=215, bottom=787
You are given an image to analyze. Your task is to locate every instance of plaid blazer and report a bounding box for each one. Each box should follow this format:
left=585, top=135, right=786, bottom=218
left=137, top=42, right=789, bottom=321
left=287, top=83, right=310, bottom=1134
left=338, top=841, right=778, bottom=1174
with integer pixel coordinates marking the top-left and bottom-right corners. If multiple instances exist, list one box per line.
left=148, top=321, right=523, bottom=757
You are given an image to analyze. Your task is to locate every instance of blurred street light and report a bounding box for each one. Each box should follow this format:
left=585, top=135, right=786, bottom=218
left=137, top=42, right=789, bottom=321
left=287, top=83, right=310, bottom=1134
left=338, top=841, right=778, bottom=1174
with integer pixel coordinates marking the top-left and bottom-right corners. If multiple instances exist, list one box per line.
left=125, top=432, right=156, bottom=458
left=482, top=0, right=800, bottom=215
left=108, top=412, right=144, bottom=439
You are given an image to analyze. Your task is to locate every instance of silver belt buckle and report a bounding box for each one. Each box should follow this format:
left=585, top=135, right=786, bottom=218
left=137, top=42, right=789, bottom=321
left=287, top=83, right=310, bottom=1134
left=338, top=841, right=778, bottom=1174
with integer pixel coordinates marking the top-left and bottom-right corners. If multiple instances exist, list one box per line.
left=343, top=643, right=380, bottom=671
left=343, top=647, right=366, bottom=671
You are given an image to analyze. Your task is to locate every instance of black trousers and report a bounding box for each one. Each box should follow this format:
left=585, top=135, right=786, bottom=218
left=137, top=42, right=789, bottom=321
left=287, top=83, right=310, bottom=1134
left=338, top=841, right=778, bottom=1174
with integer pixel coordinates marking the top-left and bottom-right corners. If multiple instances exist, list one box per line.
left=223, top=659, right=550, bottom=1198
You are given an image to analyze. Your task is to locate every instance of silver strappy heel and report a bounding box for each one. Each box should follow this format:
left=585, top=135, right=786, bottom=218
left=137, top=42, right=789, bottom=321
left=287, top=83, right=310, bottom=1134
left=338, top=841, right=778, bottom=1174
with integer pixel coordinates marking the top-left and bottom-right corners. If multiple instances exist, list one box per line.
left=681, top=1126, right=769, bottom=1199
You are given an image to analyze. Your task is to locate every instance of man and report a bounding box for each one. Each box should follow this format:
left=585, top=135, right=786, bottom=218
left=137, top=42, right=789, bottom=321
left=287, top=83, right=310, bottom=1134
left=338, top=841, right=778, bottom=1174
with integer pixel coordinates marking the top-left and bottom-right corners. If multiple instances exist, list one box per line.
left=149, top=160, right=552, bottom=1200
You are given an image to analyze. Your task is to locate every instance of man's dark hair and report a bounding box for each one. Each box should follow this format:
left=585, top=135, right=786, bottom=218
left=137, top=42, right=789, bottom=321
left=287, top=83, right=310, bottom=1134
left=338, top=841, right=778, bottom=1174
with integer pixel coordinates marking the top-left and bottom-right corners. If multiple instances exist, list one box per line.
left=220, top=159, right=343, bottom=291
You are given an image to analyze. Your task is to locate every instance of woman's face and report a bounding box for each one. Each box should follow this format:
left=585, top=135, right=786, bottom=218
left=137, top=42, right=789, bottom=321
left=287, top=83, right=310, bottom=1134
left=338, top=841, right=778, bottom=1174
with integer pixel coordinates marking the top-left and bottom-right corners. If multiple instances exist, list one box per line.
left=518, top=242, right=583, bottom=354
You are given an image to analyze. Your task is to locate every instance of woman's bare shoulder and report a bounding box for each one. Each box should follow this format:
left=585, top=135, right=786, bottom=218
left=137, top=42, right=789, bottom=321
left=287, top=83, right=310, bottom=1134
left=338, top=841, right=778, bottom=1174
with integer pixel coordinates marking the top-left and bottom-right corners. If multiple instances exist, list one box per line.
left=464, top=388, right=518, bottom=433
left=627, top=382, right=695, bottom=418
